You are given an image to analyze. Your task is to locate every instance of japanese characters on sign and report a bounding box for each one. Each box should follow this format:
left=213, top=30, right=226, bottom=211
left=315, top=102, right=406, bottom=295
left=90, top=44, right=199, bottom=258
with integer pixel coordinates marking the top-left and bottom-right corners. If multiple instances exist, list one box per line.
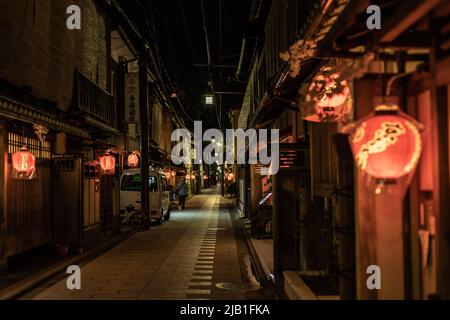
left=125, top=73, right=140, bottom=124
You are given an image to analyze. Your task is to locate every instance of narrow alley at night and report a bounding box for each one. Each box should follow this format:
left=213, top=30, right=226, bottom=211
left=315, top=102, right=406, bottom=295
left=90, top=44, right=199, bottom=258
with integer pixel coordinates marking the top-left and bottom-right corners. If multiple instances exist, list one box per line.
left=16, top=186, right=274, bottom=300
left=1, top=0, right=450, bottom=315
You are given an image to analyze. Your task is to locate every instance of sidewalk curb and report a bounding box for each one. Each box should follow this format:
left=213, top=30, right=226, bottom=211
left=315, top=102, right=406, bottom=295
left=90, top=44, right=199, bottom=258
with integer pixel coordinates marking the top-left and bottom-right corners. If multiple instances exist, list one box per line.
left=225, top=198, right=278, bottom=299
left=248, top=237, right=272, bottom=282
left=0, top=232, right=133, bottom=300
left=283, top=271, right=319, bottom=300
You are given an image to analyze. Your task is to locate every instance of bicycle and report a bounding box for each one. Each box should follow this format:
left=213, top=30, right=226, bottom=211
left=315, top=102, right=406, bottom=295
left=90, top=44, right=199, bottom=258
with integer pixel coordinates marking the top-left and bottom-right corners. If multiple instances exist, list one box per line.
left=120, top=205, right=149, bottom=232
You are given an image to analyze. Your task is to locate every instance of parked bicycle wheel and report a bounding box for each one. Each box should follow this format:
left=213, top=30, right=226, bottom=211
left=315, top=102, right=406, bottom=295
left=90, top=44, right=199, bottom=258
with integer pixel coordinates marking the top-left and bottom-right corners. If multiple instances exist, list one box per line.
left=130, top=212, right=147, bottom=230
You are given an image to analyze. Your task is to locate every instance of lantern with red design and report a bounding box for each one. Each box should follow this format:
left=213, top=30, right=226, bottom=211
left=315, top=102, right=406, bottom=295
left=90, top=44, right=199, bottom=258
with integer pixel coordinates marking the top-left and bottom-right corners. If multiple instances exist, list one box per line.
left=99, top=152, right=116, bottom=175
left=347, top=104, right=423, bottom=182
left=127, top=151, right=139, bottom=168
left=12, top=146, right=36, bottom=179
left=302, top=65, right=352, bottom=123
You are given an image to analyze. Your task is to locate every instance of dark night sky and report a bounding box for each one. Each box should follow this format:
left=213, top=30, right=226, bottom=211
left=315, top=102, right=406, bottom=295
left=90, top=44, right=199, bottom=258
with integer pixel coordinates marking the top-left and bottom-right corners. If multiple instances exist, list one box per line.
left=151, top=0, right=253, bottom=129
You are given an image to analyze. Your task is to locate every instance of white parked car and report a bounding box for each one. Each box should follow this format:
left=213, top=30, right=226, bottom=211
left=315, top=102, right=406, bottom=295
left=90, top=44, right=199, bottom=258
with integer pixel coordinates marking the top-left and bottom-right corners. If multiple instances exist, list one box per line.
left=120, top=168, right=171, bottom=224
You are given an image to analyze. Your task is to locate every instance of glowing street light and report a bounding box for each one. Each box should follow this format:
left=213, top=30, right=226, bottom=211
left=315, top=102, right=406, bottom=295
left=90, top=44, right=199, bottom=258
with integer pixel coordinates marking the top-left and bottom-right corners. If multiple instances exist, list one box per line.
left=205, top=95, right=214, bottom=105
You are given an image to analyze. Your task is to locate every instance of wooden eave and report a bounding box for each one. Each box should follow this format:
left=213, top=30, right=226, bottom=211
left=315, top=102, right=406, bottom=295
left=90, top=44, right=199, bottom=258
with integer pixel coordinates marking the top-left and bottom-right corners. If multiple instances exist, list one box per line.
left=250, top=0, right=352, bottom=127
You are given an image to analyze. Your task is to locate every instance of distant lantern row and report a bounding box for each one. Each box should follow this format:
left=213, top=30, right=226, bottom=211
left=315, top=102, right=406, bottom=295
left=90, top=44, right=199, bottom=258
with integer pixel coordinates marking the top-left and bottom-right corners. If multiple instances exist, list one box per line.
left=185, top=174, right=210, bottom=180
left=12, top=148, right=171, bottom=179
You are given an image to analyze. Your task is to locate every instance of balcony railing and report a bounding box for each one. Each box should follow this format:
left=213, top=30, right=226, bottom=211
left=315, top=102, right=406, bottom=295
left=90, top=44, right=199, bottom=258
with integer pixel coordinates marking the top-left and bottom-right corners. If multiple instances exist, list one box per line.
left=73, top=70, right=116, bottom=128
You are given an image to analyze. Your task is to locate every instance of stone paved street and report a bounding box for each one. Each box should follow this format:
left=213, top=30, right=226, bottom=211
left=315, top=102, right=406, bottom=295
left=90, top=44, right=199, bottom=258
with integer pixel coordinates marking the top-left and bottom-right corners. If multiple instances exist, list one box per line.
left=26, top=187, right=273, bottom=300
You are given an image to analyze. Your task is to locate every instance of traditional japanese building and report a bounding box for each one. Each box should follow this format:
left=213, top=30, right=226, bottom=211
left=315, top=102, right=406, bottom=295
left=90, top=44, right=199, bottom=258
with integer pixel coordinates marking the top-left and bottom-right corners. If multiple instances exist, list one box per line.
left=235, top=0, right=450, bottom=300
left=0, top=0, right=185, bottom=272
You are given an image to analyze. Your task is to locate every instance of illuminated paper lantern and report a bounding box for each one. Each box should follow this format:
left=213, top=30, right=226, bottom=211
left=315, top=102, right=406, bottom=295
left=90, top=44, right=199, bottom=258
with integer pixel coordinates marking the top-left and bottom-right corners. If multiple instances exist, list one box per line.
left=127, top=152, right=139, bottom=168
left=303, top=65, right=352, bottom=123
left=12, top=146, right=35, bottom=176
left=165, top=172, right=171, bottom=179
left=171, top=171, right=176, bottom=177
left=349, top=105, right=422, bottom=180
left=203, top=175, right=208, bottom=180
left=99, top=152, right=116, bottom=175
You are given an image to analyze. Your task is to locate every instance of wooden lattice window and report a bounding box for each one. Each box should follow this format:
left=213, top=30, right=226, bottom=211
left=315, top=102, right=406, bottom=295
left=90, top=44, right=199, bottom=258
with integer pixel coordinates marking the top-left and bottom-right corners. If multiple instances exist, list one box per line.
left=8, top=132, right=52, bottom=159
left=83, top=162, right=101, bottom=179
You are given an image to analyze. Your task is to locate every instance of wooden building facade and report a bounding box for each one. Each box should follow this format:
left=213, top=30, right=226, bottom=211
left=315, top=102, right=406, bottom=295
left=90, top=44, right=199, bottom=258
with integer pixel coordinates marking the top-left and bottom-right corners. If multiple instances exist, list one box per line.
left=235, top=0, right=450, bottom=300
left=0, top=0, right=184, bottom=272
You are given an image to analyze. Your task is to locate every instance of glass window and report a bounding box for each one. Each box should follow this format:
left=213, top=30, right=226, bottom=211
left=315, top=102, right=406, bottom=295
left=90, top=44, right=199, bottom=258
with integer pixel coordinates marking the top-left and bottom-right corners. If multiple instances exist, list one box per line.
left=121, top=174, right=158, bottom=191
left=160, top=175, right=168, bottom=191
left=121, top=174, right=141, bottom=191
left=149, top=176, right=158, bottom=192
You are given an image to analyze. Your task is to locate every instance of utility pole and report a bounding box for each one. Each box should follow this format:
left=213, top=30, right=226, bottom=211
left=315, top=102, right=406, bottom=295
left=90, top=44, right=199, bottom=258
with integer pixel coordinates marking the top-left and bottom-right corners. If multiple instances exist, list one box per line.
left=221, top=95, right=225, bottom=197
left=219, top=0, right=225, bottom=197
left=139, top=46, right=150, bottom=229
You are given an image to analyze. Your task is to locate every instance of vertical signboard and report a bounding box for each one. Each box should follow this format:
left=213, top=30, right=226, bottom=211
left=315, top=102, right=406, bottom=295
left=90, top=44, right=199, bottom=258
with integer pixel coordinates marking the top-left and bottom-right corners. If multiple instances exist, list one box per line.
left=125, top=73, right=140, bottom=124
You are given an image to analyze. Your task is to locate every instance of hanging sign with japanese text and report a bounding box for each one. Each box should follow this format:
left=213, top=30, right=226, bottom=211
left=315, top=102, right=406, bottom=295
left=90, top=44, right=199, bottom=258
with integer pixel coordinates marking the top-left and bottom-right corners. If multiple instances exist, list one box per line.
left=125, top=73, right=140, bottom=123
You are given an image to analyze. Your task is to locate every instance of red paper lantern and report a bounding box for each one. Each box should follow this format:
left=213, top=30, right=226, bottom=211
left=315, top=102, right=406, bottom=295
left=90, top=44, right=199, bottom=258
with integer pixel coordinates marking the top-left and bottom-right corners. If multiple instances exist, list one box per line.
left=203, top=175, right=208, bottom=180
left=12, top=146, right=35, bottom=175
left=99, top=152, right=116, bottom=175
left=127, top=152, right=139, bottom=168
left=303, top=66, right=352, bottom=123
left=349, top=105, right=422, bottom=180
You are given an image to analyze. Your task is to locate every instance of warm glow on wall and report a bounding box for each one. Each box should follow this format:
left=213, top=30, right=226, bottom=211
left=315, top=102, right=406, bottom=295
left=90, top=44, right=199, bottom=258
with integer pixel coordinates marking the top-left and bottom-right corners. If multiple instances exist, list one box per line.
left=227, top=173, right=235, bottom=181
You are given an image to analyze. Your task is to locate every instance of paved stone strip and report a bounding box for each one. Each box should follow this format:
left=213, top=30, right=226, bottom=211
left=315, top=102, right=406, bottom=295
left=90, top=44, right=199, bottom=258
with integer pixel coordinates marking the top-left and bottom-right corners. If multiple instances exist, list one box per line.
left=32, top=195, right=213, bottom=300
left=29, top=189, right=266, bottom=300
left=187, top=198, right=219, bottom=299
left=191, top=197, right=246, bottom=300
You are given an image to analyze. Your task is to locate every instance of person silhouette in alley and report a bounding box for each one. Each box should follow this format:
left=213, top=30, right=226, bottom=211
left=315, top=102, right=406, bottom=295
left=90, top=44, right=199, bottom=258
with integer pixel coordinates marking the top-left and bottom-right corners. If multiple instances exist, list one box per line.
left=175, top=177, right=187, bottom=210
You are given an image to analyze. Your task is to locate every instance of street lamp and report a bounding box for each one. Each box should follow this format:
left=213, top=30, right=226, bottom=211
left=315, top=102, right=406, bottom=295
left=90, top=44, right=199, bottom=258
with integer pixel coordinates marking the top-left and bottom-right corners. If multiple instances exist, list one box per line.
left=205, top=95, right=214, bottom=105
